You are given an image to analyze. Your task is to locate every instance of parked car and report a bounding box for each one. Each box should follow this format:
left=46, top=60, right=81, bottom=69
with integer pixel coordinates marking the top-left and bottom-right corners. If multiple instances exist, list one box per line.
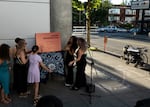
left=129, top=28, right=139, bottom=33
left=106, top=26, right=118, bottom=32
left=97, top=25, right=117, bottom=33
left=117, top=27, right=128, bottom=32
left=129, top=28, right=147, bottom=33
left=97, top=27, right=107, bottom=32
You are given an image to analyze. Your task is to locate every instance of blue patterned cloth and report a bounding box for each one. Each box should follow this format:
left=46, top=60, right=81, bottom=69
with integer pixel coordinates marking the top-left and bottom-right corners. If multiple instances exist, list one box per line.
left=39, top=51, right=64, bottom=83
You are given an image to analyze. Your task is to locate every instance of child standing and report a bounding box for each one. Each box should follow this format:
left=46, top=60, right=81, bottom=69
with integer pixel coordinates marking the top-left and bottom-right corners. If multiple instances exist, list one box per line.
left=27, top=45, right=52, bottom=106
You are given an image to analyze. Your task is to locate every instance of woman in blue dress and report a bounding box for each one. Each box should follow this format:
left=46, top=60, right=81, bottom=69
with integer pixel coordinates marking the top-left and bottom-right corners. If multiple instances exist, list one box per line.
left=0, top=44, right=11, bottom=104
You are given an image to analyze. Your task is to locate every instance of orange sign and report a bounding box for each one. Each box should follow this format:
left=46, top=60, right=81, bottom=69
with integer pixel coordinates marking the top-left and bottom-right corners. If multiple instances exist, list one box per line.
left=35, top=32, right=61, bottom=52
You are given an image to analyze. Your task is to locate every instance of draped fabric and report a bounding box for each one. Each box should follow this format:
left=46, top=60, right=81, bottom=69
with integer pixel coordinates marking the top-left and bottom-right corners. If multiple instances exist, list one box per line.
left=39, top=51, right=64, bottom=83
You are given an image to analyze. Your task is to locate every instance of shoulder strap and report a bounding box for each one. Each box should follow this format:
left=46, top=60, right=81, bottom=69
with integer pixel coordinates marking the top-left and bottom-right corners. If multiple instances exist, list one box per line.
left=74, top=47, right=80, bottom=55
left=73, top=47, right=80, bottom=66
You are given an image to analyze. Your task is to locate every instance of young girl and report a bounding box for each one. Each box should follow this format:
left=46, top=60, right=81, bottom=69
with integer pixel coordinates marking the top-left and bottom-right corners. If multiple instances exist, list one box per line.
left=27, top=45, right=52, bottom=106
left=0, top=44, right=12, bottom=104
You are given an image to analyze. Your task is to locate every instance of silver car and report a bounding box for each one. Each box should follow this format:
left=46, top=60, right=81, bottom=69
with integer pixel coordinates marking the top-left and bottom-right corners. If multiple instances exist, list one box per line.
left=97, top=25, right=117, bottom=33
left=97, top=27, right=107, bottom=32
left=117, top=27, right=128, bottom=32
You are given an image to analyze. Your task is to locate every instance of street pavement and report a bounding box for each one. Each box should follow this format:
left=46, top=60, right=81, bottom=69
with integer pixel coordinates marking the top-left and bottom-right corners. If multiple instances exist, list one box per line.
left=1, top=33, right=150, bottom=107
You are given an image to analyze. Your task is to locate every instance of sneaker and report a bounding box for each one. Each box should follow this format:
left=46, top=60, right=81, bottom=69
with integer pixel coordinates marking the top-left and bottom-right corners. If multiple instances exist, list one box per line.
left=74, top=87, right=79, bottom=90
left=70, top=86, right=79, bottom=91
left=25, top=91, right=31, bottom=95
left=65, top=83, right=72, bottom=87
left=19, top=93, right=28, bottom=98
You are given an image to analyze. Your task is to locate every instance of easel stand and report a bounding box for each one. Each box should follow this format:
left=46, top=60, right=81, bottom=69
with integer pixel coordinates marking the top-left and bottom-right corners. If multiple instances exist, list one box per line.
left=80, top=49, right=101, bottom=104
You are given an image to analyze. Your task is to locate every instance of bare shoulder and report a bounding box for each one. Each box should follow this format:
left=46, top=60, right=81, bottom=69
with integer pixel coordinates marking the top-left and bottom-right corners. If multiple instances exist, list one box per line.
left=0, top=59, right=3, bottom=65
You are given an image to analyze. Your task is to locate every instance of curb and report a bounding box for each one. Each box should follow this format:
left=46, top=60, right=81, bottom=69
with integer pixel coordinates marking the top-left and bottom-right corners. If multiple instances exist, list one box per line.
left=89, top=47, right=122, bottom=58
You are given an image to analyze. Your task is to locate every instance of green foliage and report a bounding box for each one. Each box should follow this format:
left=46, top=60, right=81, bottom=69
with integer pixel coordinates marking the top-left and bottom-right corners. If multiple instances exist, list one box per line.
left=118, top=23, right=133, bottom=30
left=72, top=0, right=84, bottom=11
left=72, top=0, right=112, bottom=26
left=90, top=0, right=101, bottom=9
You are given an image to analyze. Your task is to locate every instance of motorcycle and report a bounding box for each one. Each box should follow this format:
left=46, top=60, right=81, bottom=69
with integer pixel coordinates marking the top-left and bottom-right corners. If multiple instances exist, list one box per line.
left=123, top=45, right=148, bottom=67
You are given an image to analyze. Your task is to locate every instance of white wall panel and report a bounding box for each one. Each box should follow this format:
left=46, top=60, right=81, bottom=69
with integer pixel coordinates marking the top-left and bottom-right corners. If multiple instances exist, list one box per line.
left=0, top=0, right=50, bottom=48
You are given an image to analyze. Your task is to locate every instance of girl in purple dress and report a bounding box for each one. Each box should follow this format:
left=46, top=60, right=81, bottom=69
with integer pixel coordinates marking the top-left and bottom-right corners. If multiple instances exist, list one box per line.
left=27, top=45, right=52, bottom=106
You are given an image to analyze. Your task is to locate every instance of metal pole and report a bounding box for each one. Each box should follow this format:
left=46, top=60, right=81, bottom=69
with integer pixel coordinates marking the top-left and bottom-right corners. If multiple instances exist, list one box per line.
left=140, top=9, right=145, bottom=33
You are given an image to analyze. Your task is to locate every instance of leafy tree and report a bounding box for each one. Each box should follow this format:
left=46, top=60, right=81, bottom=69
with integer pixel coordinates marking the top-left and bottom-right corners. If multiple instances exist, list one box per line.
left=72, top=0, right=84, bottom=25
left=72, top=0, right=112, bottom=46
left=72, top=0, right=112, bottom=26
left=91, top=0, right=112, bottom=26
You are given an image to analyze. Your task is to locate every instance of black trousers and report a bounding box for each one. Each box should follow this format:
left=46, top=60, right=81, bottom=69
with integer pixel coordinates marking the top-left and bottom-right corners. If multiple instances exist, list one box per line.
left=13, top=64, right=28, bottom=93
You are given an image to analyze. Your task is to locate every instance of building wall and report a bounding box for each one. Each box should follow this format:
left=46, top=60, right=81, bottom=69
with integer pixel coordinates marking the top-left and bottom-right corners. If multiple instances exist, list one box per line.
left=0, top=0, right=50, bottom=49
left=108, top=5, right=137, bottom=23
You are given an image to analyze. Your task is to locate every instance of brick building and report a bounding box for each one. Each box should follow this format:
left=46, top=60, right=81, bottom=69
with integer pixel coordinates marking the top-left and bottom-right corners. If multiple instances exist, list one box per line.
left=108, top=5, right=150, bottom=32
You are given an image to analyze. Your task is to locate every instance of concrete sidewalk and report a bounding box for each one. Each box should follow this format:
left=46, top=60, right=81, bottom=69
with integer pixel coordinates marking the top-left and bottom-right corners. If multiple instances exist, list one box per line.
left=1, top=50, right=150, bottom=107
left=1, top=33, right=150, bottom=107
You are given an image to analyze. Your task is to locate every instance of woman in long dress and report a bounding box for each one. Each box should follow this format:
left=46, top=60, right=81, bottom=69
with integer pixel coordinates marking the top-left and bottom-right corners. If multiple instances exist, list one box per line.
left=13, top=39, right=29, bottom=97
left=64, top=36, right=78, bottom=87
left=69, top=37, right=88, bottom=90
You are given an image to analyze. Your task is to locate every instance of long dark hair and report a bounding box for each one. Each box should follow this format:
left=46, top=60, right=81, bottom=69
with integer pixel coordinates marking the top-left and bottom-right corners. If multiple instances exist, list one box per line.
left=69, top=36, right=78, bottom=54
left=71, top=36, right=78, bottom=51
left=77, top=37, right=87, bottom=52
left=0, top=44, right=10, bottom=60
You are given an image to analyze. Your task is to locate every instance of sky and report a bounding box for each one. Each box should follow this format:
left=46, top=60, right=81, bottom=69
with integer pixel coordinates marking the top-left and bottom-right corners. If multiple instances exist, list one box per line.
left=111, top=0, right=127, bottom=5
left=79, top=0, right=128, bottom=5
left=111, top=0, right=123, bottom=4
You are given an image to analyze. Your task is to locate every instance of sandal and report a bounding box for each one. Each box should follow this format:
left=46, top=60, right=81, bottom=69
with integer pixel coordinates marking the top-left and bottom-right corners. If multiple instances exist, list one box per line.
left=5, top=97, right=12, bottom=102
left=33, top=95, right=42, bottom=106
left=36, top=95, right=42, bottom=99
left=33, top=98, right=39, bottom=106
left=1, top=99, right=9, bottom=104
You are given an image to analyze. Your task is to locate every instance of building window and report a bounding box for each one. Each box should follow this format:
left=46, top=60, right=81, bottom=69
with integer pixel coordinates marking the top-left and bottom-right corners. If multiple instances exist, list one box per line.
left=125, top=17, right=135, bottom=23
left=125, top=9, right=136, bottom=15
left=145, top=10, right=150, bottom=16
left=109, top=8, right=120, bottom=14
